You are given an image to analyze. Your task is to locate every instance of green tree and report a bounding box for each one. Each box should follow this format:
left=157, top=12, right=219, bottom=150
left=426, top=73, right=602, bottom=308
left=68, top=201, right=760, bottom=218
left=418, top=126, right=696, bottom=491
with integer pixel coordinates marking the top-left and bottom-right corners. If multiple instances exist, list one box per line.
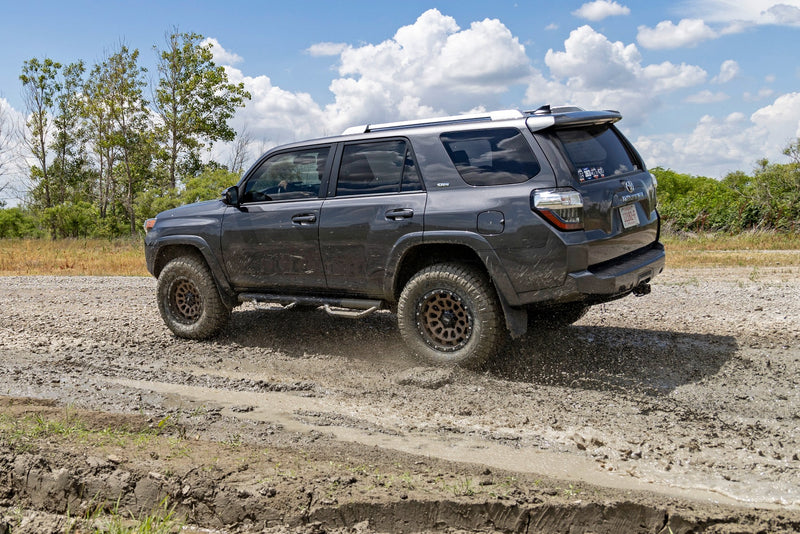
left=50, top=61, right=89, bottom=205
left=154, top=31, right=250, bottom=189
left=19, top=57, right=61, bottom=210
left=95, top=45, right=152, bottom=234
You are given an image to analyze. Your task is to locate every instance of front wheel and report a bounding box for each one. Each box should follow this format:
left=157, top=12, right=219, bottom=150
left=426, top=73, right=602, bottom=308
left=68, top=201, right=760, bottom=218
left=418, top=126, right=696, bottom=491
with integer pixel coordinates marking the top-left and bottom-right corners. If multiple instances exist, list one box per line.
left=157, top=256, right=230, bottom=339
left=397, top=263, right=503, bottom=367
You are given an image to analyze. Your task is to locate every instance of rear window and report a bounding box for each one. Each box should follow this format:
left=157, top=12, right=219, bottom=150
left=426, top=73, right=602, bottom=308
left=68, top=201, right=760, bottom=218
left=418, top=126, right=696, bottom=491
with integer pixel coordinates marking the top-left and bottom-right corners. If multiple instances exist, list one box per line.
left=441, top=128, right=541, bottom=186
left=554, top=125, right=639, bottom=182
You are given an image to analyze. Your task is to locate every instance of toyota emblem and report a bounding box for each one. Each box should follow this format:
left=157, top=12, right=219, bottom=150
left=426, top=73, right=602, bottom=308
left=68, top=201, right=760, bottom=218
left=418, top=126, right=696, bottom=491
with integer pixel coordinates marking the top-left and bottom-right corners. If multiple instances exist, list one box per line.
left=624, top=180, right=635, bottom=193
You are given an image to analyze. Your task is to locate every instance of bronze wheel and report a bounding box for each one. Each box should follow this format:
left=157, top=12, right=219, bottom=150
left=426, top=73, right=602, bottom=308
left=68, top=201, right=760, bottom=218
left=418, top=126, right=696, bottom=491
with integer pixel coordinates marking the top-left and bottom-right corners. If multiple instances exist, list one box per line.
left=415, top=289, right=473, bottom=351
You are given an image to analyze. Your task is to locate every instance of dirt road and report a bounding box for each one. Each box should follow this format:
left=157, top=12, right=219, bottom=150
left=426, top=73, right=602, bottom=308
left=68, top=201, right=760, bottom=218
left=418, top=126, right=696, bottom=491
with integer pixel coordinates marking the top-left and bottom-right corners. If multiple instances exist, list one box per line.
left=1, top=266, right=799, bottom=532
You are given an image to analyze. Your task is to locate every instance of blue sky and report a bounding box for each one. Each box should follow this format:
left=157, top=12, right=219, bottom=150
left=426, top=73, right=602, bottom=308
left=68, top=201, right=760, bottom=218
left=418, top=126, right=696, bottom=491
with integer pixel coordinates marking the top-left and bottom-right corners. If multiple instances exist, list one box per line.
left=1, top=0, right=800, bottom=202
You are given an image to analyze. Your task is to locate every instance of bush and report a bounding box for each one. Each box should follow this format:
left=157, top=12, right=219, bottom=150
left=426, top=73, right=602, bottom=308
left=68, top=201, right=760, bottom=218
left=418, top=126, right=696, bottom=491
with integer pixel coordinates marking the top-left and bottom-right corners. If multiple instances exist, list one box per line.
left=0, top=208, right=40, bottom=238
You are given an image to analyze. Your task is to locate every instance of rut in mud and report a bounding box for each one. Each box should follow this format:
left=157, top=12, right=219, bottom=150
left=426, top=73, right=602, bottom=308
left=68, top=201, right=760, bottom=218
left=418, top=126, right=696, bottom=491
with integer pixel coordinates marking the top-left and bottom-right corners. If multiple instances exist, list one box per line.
left=0, top=266, right=799, bottom=532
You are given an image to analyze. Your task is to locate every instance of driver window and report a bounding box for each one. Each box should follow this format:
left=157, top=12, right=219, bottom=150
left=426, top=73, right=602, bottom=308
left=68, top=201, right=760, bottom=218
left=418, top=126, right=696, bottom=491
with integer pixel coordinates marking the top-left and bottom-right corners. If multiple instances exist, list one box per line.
left=241, top=146, right=330, bottom=203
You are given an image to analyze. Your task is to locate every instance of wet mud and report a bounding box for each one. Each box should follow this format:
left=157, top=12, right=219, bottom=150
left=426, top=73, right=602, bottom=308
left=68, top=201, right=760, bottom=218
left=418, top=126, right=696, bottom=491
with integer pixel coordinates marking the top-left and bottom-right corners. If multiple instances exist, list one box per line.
left=0, top=267, right=799, bottom=532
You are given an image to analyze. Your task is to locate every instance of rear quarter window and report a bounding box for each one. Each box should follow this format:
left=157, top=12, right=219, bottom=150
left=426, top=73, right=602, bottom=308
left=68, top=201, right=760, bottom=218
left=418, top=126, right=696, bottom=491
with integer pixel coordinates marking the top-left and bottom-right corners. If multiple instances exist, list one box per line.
left=554, top=125, right=639, bottom=182
left=441, top=128, right=541, bottom=186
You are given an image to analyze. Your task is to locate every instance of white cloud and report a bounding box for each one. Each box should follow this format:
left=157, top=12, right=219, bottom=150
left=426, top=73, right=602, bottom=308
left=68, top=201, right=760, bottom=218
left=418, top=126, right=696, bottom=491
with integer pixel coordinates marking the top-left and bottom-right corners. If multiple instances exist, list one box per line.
left=637, top=19, right=717, bottom=49
left=321, top=9, right=531, bottom=131
left=744, top=88, right=776, bottom=101
left=643, top=61, right=707, bottom=92
left=685, top=90, right=729, bottom=103
left=0, top=98, right=31, bottom=205
left=636, top=93, right=800, bottom=176
left=531, top=26, right=707, bottom=125
left=712, top=59, right=740, bottom=84
left=306, top=42, right=349, bottom=57
left=572, top=1, right=630, bottom=21
left=201, top=37, right=243, bottom=65
left=545, top=23, right=559, bottom=31
left=680, top=0, right=800, bottom=31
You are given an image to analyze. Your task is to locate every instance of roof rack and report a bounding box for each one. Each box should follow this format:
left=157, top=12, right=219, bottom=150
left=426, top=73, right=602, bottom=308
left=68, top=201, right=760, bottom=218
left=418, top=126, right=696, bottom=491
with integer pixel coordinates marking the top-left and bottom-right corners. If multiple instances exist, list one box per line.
left=342, top=109, right=525, bottom=135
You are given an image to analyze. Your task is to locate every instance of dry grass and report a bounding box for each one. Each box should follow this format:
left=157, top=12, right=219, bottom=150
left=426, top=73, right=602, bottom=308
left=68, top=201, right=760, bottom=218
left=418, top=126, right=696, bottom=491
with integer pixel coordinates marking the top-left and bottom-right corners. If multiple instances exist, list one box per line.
left=663, top=230, right=800, bottom=268
left=0, top=238, right=148, bottom=276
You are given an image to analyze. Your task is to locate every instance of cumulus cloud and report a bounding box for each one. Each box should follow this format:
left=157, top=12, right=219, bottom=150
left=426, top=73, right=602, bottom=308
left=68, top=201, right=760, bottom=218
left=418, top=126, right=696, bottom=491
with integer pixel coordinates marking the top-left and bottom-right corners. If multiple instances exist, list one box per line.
left=202, top=37, right=243, bottom=65
left=321, top=9, right=531, bottom=131
left=0, top=98, right=31, bottom=205
left=637, top=19, right=717, bottom=49
left=572, top=1, right=630, bottom=21
left=712, top=60, right=740, bottom=84
left=531, top=26, right=707, bottom=125
left=635, top=92, right=800, bottom=177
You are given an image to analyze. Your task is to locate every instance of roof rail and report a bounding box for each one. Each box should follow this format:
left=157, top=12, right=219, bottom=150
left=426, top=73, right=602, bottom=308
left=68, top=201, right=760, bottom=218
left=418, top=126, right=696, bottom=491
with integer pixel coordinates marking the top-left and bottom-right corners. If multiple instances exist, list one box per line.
left=342, top=109, right=525, bottom=135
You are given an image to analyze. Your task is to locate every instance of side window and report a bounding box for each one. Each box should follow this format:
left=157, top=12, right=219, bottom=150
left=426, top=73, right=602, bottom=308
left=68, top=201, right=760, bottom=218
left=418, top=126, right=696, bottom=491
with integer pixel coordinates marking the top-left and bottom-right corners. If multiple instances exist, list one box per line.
left=401, top=148, right=423, bottom=192
left=440, top=128, right=541, bottom=186
left=241, top=146, right=329, bottom=203
left=337, top=140, right=421, bottom=196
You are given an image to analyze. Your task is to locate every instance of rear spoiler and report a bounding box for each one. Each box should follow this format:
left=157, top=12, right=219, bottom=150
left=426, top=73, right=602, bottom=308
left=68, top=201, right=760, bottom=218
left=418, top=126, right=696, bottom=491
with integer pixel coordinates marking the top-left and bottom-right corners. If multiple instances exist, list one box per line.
left=526, top=108, right=622, bottom=132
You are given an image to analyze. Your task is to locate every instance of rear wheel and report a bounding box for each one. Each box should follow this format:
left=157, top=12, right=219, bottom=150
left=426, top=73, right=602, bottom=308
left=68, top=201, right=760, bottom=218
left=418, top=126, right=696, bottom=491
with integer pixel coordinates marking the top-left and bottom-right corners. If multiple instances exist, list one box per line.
left=397, top=263, right=503, bottom=367
left=157, top=256, right=230, bottom=339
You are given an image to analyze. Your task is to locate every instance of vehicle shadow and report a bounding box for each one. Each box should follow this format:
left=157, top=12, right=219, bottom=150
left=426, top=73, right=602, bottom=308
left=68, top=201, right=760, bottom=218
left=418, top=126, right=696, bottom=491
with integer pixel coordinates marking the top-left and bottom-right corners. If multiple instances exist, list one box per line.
left=487, top=325, right=738, bottom=395
left=220, top=306, right=410, bottom=365
left=221, top=306, right=738, bottom=395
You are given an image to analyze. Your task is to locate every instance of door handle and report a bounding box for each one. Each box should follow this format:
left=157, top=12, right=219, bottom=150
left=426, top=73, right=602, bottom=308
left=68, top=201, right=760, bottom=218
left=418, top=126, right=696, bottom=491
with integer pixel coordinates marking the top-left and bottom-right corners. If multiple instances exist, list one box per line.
left=291, top=214, right=317, bottom=225
left=385, top=208, right=414, bottom=220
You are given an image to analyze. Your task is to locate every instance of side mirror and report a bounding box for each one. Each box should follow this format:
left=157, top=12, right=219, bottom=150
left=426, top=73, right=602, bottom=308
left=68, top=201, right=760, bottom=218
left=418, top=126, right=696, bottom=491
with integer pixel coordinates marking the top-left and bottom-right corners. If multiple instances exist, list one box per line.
left=224, top=186, right=240, bottom=207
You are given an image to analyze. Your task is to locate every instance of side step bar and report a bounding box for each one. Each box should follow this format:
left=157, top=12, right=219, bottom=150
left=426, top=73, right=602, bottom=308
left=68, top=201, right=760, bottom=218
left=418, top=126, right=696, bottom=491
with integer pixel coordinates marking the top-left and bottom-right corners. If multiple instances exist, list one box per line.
left=238, top=293, right=384, bottom=319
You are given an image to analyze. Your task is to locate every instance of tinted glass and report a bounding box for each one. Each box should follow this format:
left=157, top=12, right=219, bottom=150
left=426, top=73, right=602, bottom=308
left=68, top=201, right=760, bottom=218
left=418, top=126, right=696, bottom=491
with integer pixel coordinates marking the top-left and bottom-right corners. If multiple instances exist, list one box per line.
left=401, top=148, right=423, bottom=192
left=242, top=147, right=329, bottom=203
left=441, top=128, right=541, bottom=186
left=337, top=140, right=409, bottom=196
left=554, top=125, right=638, bottom=182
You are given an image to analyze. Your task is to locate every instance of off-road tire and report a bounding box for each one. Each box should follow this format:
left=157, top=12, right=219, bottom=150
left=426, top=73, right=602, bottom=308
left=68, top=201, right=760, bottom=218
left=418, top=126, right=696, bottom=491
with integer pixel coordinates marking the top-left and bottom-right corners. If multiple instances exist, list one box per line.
left=527, top=302, right=589, bottom=330
left=157, top=256, right=230, bottom=339
left=397, top=263, right=503, bottom=367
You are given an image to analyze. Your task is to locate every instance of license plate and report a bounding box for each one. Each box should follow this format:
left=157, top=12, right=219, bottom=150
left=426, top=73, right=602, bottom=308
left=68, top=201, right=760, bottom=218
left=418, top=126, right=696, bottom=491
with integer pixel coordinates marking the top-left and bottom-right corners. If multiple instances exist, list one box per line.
left=619, top=204, right=640, bottom=229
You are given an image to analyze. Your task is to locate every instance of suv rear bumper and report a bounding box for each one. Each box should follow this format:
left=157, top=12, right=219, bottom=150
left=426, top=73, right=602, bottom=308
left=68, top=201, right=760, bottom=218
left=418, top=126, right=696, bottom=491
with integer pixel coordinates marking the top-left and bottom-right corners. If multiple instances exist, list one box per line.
left=570, top=242, right=665, bottom=296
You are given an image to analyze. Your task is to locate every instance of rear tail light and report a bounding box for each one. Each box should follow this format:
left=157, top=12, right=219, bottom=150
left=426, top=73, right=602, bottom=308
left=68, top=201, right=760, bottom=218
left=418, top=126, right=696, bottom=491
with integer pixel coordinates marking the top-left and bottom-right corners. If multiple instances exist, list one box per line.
left=532, top=188, right=584, bottom=230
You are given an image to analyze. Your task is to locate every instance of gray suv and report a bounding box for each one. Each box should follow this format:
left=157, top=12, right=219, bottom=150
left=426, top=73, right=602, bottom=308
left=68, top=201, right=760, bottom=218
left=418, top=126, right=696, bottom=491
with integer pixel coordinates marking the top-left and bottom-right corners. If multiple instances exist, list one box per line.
left=144, top=106, right=664, bottom=366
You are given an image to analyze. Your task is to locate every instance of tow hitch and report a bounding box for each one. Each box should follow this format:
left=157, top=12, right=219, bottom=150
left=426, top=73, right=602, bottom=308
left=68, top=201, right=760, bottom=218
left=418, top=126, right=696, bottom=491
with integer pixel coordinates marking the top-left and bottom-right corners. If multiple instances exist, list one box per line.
left=633, top=282, right=652, bottom=296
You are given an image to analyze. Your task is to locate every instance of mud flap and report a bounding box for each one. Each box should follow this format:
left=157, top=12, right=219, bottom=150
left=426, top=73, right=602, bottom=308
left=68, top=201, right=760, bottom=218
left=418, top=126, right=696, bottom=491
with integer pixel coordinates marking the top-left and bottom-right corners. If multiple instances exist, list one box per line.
left=496, top=291, right=527, bottom=339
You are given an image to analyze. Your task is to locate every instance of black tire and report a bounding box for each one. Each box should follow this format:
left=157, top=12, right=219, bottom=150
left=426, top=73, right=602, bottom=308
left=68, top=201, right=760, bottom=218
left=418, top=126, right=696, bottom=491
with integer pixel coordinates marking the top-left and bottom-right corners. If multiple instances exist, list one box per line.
left=397, top=263, right=503, bottom=367
left=527, top=302, right=589, bottom=330
left=157, top=256, right=230, bottom=339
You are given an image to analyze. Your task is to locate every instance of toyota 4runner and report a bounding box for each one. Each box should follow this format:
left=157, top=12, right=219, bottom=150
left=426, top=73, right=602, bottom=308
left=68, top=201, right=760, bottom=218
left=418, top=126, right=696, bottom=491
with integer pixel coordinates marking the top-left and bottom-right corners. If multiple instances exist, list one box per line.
left=144, top=106, right=665, bottom=366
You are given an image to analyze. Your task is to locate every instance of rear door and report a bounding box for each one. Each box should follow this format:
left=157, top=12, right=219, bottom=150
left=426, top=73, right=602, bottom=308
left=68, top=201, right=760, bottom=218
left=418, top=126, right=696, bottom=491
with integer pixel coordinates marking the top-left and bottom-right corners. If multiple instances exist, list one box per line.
left=319, top=138, right=426, bottom=296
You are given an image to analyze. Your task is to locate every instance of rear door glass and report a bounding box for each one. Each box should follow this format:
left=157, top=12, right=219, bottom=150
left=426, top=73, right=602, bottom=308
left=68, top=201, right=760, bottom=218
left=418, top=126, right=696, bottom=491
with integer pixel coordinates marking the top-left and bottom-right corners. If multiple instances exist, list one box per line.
left=336, top=140, right=422, bottom=196
left=554, top=125, right=639, bottom=182
left=441, top=128, right=541, bottom=186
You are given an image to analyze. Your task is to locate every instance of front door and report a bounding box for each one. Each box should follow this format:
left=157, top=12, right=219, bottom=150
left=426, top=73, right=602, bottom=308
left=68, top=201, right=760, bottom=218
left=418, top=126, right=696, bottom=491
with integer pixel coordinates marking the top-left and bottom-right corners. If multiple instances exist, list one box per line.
left=221, top=145, right=331, bottom=291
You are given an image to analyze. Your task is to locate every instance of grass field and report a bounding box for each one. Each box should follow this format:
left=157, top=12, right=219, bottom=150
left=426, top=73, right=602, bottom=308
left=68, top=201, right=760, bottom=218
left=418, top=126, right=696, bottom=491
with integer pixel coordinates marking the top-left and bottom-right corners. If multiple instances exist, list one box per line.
left=0, top=237, right=149, bottom=276
left=0, top=230, right=798, bottom=276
